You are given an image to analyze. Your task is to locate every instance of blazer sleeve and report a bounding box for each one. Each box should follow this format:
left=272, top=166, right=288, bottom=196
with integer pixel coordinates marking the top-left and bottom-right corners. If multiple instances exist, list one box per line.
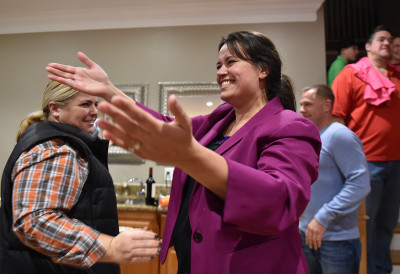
left=222, top=116, right=321, bottom=236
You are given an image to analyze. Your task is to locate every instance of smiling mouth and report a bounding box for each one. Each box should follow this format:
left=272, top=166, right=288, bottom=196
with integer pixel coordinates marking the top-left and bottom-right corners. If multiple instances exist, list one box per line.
left=220, top=80, right=233, bottom=88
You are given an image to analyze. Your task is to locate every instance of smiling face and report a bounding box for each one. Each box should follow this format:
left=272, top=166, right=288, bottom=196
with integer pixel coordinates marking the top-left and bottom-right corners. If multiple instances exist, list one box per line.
left=50, top=92, right=99, bottom=133
left=366, top=30, right=393, bottom=61
left=299, top=89, right=331, bottom=129
left=216, top=44, right=267, bottom=109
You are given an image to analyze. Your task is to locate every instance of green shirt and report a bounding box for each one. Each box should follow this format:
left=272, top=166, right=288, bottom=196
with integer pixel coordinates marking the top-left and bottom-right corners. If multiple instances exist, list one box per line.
left=327, top=55, right=347, bottom=87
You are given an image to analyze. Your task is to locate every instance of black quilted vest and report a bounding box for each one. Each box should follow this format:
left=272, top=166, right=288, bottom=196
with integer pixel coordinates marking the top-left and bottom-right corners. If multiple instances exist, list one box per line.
left=0, top=122, right=120, bottom=274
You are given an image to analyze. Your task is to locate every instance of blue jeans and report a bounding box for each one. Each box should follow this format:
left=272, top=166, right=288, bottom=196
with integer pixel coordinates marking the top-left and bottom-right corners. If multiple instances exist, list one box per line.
left=366, top=161, right=400, bottom=274
left=300, top=231, right=361, bottom=274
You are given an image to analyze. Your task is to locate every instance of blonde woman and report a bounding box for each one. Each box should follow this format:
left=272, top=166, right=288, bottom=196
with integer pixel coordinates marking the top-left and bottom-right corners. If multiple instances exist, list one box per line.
left=0, top=81, right=160, bottom=274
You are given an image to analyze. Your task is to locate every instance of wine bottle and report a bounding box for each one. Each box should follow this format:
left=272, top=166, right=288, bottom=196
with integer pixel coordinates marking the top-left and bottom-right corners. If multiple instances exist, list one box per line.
left=145, top=167, right=156, bottom=206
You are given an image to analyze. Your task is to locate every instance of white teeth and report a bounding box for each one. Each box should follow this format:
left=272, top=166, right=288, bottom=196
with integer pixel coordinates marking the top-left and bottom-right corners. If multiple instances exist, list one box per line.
left=221, top=80, right=232, bottom=87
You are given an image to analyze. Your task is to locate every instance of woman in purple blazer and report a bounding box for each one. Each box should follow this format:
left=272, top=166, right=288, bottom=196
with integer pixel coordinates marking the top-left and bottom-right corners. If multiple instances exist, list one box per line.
left=47, top=31, right=321, bottom=273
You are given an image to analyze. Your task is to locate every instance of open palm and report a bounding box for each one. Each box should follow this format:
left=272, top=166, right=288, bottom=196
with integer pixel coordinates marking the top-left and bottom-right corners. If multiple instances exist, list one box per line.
left=46, top=52, right=114, bottom=101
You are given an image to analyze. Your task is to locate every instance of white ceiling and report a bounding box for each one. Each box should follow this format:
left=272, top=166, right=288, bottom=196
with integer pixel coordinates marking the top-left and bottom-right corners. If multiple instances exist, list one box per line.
left=0, top=0, right=324, bottom=35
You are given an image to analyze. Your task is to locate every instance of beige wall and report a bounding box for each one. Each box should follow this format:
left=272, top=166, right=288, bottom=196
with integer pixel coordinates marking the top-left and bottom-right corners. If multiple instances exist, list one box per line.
left=0, top=8, right=326, bottom=187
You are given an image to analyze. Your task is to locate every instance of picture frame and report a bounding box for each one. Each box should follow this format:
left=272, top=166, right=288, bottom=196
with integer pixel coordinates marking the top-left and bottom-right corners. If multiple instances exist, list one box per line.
left=158, top=81, right=221, bottom=116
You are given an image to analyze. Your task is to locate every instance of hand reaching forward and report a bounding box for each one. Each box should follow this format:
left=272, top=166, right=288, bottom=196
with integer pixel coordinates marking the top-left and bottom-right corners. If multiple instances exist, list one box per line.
left=99, top=229, right=161, bottom=265
left=96, top=94, right=200, bottom=167
left=305, top=218, right=327, bottom=250
left=46, top=52, right=119, bottom=102
left=97, top=93, right=229, bottom=199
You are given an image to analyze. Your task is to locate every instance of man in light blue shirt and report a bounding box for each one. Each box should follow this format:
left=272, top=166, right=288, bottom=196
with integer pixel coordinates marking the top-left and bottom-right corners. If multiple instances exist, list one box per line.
left=299, top=84, right=370, bottom=274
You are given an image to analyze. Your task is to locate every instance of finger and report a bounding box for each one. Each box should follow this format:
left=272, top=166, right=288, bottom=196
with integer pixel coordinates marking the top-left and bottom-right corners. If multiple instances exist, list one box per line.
left=47, top=74, right=83, bottom=92
left=135, top=247, right=161, bottom=257
left=317, top=237, right=322, bottom=249
left=312, top=235, right=319, bottom=250
left=111, top=96, right=159, bottom=132
left=46, top=68, right=74, bottom=83
left=125, top=255, right=158, bottom=264
left=98, top=100, right=140, bottom=135
left=46, top=63, right=76, bottom=76
left=107, top=97, right=161, bottom=153
left=308, top=232, right=317, bottom=250
left=131, top=241, right=161, bottom=250
left=47, top=74, right=69, bottom=85
left=305, top=231, right=312, bottom=249
left=119, top=251, right=159, bottom=265
left=168, top=95, right=191, bottom=129
left=101, top=128, right=129, bottom=149
left=97, top=105, right=145, bottom=149
left=130, top=256, right=156, bottom=263
left=309, top=233, right=316, bottom=250
left=122, top=229, right=160, bottom=240
left=46, top=64, right=80, bottom=88
left=312, top=240, right=318, bottom=250
left=77, top=51, right=96, bottom=69
left=96, top=117, right=136, bottom=149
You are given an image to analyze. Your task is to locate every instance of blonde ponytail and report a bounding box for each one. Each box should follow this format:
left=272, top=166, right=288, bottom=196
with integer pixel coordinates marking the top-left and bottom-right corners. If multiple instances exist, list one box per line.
left=16, top=111, right=47, bottom=142
left=15, top=80, right=79, bottom=142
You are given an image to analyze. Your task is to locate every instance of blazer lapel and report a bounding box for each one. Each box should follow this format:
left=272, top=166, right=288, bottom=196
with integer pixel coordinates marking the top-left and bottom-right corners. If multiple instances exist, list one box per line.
left=197, top=107, right=235, bottom=147
left=194, top=107, right=246, bottom=155
left=215, top=97, right=284, bottom=155
left=195, top=97, right=283, bottom=156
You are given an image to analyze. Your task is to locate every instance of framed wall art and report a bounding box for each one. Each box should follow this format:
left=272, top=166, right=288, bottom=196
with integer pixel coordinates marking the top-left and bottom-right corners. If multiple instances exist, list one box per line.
left=158, top=82, right=222, bottom=116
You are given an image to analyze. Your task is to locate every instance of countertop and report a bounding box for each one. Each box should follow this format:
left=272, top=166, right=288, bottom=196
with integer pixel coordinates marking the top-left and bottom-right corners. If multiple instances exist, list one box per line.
left=117, top=203, right=168, bottom=213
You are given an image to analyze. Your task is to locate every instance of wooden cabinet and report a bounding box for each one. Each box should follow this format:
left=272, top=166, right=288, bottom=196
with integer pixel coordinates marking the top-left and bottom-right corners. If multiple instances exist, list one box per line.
left=117, top=205, right=177, bottom=274
left=159, top=214, right=178, bottom=274
left=358, top=201, right=368, bottom=274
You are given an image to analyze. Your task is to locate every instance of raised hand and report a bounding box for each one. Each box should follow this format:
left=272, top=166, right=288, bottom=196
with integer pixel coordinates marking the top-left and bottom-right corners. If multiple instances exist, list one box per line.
left=96, top=94, right=197, bottom=167
left=96, top=94, right=228, bottom=199
left=46, top=52, right=117, bottom=102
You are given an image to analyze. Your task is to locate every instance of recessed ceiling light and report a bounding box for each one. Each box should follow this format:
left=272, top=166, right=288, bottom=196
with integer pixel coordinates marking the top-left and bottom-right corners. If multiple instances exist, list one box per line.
left=206, top=101, right=213, bottom=107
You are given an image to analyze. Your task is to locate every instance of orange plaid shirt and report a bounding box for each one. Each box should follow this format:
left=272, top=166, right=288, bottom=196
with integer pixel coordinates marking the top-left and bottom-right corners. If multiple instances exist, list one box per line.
left=11, top=138, right=106, bottom=268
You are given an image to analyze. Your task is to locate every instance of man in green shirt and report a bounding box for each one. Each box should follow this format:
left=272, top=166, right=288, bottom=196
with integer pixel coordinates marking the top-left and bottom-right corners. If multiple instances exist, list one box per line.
left=327, top=38, right=359, bottom=87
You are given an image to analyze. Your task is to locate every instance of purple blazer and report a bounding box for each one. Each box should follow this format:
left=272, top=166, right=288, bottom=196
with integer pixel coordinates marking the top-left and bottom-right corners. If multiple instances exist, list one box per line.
left=141, top=97, right=320, bottom=273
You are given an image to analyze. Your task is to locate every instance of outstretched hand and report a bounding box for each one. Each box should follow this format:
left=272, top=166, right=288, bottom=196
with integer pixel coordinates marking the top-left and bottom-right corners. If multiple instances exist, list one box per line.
left=46, top=52, right=116, bottom=102
left=96, top=94, right=198, bottom=166
left=99, top=228, right=161, bottom=265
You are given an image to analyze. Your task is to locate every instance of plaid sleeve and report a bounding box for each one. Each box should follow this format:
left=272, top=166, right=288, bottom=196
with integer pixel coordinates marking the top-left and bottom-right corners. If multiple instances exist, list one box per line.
left=11, top=138, right=106, bottom=268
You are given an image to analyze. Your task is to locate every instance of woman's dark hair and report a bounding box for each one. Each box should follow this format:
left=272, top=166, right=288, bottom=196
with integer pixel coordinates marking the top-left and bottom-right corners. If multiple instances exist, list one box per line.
left=218, top=31, right=296, bottom=111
